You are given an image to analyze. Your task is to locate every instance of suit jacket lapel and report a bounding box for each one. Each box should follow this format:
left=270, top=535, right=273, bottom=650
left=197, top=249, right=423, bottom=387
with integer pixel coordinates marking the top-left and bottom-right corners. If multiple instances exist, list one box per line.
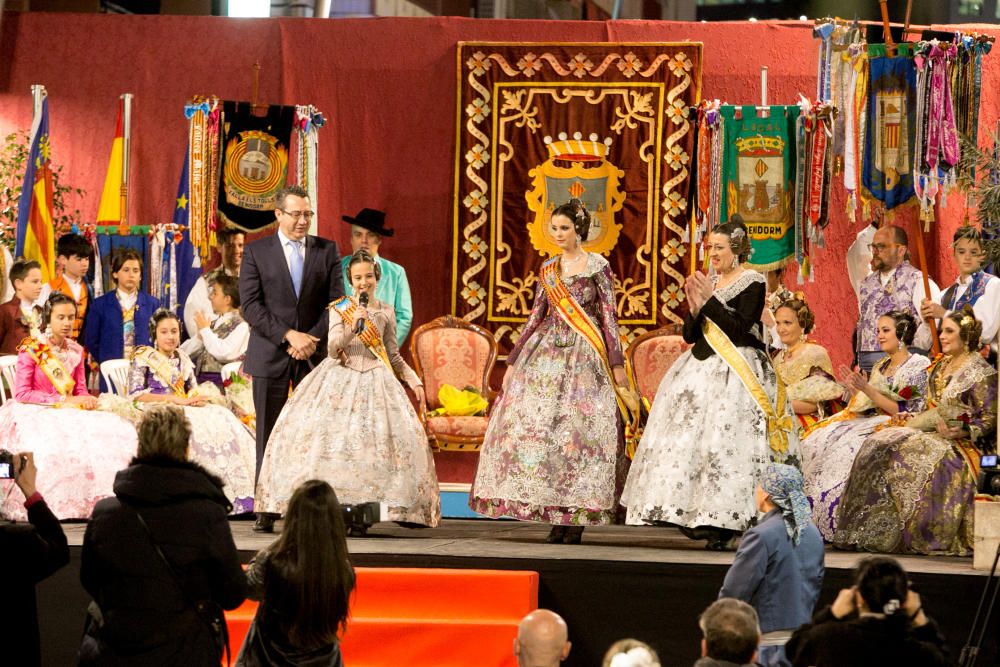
left=300, top=235, right=318, bottom=299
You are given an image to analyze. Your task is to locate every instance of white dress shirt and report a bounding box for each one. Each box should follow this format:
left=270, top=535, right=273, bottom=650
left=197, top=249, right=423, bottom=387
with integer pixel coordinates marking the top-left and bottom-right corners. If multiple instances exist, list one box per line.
left=277, top=228, right=306, bottom=276
left=179, top=310, right=250, bottom=363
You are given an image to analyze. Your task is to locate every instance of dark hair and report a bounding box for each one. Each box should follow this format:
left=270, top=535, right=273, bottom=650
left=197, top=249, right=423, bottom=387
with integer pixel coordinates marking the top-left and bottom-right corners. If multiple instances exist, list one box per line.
left=210, top=273, right=241, bottom=309
left=887, top=225, right=909, bottom=246
left=44, top=292, right=77, bottom=325
left=111, top=248, right=143, bottom=275
left=269, top=480, right=354, bottom=648
left=148, top=307, right=181, bottom=343
left=56, top=233, right=93, bottom=260
left=854, top=557, right=909, bottom=631
left=711, top=216, right=752, bottom=263
left=945, top=304, right=983, bottom=352
left=953, top=225, right=984, bottom=248
left=699, top=599, right=759, bottom=663
left=347, top=249, right=382, bottom=281
left=9, top=258, right=41, bottom=286
left=879, top=309, right=917, bottom=346
left=215, top=226, right=245, bottom=246
left=552, top=198, right=591, bottom=241
left=275, top=185, right=309, bottom=211
left=775, top=295, right=815, bottom=334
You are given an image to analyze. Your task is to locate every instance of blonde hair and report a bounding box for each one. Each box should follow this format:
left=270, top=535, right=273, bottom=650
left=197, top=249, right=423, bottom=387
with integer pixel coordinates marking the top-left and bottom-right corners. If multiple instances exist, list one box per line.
left=137, top=405, right=191, bottom=460
left=601, top=639, right=661, bottom=667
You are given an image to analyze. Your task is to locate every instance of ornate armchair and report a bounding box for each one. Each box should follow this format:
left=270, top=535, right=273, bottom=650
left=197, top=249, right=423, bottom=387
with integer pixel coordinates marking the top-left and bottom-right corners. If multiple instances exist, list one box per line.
left=409, top=315, right=498, bottom=451
left=625, top=324, right=691, bottom=410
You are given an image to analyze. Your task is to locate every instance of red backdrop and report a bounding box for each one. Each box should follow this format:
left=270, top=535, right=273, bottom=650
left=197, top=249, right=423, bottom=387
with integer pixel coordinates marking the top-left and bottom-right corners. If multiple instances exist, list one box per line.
left=2, top=14, right=998, bottom=480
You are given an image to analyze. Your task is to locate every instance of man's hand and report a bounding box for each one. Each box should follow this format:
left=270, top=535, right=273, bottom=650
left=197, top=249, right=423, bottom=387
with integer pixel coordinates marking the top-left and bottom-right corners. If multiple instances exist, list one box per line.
left=14, top=452, right=37, bottom=498
left=194, top=310, right=212, bottom=331
left=285, top=330, right=319, bottom=359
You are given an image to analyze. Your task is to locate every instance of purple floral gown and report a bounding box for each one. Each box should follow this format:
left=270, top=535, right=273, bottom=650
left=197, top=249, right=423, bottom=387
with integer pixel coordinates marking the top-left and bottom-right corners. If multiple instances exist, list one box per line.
left=470, top=253, right=628, bottom=525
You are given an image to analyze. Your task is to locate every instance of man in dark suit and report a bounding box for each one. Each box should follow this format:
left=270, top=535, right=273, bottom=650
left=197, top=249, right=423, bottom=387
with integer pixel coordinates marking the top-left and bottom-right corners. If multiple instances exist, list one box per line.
left=239, top=185, right=344, bottom=532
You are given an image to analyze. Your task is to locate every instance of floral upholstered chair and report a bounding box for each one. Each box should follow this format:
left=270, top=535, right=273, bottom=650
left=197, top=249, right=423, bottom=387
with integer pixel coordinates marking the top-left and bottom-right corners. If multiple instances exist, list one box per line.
left=626, top=325, right=691, bottom=411
left=409, top=315, right=498, bottom=451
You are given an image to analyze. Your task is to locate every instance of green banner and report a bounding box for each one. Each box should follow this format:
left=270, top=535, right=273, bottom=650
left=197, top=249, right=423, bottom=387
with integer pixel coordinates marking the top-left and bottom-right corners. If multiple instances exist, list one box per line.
left=719, top=105, right=800, bottom=271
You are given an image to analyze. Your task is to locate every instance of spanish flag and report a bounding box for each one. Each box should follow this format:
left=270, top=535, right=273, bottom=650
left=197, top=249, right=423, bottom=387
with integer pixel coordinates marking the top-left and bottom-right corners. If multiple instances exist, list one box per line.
left=96, top=98, right=125, bottom=226
left=15, top=93, right=56, bottom=283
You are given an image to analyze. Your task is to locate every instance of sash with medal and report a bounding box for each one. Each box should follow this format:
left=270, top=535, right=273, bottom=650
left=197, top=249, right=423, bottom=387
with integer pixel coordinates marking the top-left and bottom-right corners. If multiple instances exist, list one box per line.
left=700, top=318, right=794, bottom=458
left=330, top=296, right=393, bottom=373
left=133, top=346, right=190, bottom=397
left=537, top=257, right=639, bottom=441
left=18, top=336, right=75, bottom=397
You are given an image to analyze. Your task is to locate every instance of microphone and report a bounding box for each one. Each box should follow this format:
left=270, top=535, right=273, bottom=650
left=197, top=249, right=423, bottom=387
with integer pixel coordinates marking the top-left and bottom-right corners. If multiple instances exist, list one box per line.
left=354, top=291, right=369, bottom=334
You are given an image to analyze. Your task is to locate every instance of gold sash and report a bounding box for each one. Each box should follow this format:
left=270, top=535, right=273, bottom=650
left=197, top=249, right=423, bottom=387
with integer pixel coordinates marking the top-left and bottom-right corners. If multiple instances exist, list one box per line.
left=330, top=296, right=394, bottom=373
left=133, top=346, right=188, bottom=397
left=538, top=257, right=637, bottom=426
left=18, top=336, right=75, bottom=397
left=701, top=318, right=793, bottom=457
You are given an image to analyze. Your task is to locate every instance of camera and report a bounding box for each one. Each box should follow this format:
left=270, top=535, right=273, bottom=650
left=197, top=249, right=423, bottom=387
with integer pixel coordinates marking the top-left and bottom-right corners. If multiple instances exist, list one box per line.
left=977, top=454, right=1000, bottom=495
left=0, top=450, right=14, bottom=480
left=342, top=502, right=381, bottom=537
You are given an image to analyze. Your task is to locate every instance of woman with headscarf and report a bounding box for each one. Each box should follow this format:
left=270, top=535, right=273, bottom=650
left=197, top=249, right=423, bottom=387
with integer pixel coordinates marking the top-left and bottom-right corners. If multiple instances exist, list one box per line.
left=719, top=464, right=825, bottom=667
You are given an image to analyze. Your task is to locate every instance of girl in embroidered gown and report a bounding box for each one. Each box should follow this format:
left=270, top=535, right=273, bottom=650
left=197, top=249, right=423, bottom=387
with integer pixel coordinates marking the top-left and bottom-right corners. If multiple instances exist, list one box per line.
left=771, top=295, right=845, bottom=433
left=470, top=199, right=631, bottom=544
left=621, top=219, right=800, bottom=549
left=801, top=311, right=929, bottom=541
left=256, top=250, right=439, bottom=527
left=0, top=294, right=137, bottom=520
left=833, top=305, right=997, bottom=555
left=83, top=249, right=159, bottom=391
left=127, top=309, right=256, bottom=514
left=920, top=225, right=1000, bottom=353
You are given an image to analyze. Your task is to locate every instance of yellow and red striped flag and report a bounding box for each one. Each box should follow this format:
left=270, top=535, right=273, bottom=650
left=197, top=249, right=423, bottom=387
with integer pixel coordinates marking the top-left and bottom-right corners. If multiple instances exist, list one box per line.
left=96, top=98, right=125, bottom=226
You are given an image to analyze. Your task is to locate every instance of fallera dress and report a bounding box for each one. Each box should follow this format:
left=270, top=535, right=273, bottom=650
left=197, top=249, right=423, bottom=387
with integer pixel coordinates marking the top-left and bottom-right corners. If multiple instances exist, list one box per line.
left=470, top=253, right=628, bottom=525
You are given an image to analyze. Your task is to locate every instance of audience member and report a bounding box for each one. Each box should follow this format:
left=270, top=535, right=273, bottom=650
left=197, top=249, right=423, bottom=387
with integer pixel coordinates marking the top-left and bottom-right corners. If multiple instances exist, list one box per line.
left=184, top=226, right=245, bottom=339
left=0, top=452, right=70, bottom=667
left=0, top=258, right=44, bottom=354
left=602, top=638, right=661, bottom=667
left=39, top=232, right=95, bottom=340
left=719, top=464, right=824, bottom=666
left=785, top=556, right=948, bottom=667
left=696, top=599, right=761, bottom=667
left=236, top=480, right=355, bottom=666
left=514, top=609, right=572, bottom=667
left=78, top=405, right=246, bottom=666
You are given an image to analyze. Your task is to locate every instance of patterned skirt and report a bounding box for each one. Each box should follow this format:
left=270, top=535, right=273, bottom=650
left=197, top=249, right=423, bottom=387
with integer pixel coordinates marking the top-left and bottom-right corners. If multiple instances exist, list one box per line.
left=832, top=426, right=976, bottom=555
left=621, top=347, right=799, bottom=532
left=470, top=328, right=627, bottom=525
left=257, top=358, right=440, bottom=527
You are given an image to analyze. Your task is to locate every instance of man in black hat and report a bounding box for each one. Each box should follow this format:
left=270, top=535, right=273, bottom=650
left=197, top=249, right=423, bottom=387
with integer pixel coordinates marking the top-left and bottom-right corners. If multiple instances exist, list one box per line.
left=340, top=208, right=413, bottom=346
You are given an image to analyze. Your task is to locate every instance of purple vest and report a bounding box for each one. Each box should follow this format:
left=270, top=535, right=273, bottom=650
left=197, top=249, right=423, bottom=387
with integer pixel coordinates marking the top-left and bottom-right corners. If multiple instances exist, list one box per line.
left=858, top=262, right=922, bottom=351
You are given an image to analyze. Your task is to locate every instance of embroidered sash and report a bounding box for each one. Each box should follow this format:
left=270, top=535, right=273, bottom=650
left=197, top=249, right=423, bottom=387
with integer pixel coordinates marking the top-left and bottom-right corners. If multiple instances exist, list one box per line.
left=330, top=296, right=393, bottom=373
left=18, top=336, right=75, bottom=397
left=701, top=318, right=793, bottom=456
left=538, top=257, right=636, bottom=426
left=133, top=346, right=188, bottom=397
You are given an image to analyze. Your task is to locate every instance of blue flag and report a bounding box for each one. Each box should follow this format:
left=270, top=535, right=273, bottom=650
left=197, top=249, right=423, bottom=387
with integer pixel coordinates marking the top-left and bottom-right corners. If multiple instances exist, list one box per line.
left=168, top=149, right=203, bottom=321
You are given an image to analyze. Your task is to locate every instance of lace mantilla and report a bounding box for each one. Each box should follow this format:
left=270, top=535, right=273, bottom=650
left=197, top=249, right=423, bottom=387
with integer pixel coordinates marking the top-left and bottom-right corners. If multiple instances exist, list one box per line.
left=712, top=269, right=765, bottom=304
left=936, top=355, right=997, bottom=402
left=560, top=252, right=609, bottom=281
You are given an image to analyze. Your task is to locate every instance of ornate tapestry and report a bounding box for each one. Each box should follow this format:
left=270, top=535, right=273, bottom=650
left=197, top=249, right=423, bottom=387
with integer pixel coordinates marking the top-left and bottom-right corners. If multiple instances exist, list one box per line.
left=452, top=42, right=703, bottom=353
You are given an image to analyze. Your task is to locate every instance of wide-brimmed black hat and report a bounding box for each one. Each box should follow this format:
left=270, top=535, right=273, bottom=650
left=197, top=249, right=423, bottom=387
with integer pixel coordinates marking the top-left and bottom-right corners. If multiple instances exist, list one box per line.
left=341, top=208, right=394, bottom=237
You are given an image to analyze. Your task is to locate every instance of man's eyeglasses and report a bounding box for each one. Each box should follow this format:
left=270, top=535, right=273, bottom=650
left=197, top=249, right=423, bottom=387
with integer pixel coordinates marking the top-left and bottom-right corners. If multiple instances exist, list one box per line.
left=868, top=243, right=899, bottom=253
left=280, top=209, right=315, bottom=221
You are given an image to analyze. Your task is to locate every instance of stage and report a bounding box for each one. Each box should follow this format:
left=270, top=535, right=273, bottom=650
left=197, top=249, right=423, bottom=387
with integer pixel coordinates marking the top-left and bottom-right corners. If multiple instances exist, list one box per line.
left=35, top=518, right=999, bottom=666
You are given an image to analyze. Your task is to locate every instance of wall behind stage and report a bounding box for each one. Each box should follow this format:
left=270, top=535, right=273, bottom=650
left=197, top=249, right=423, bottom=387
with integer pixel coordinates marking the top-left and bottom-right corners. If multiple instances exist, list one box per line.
left=1, top=14, right=997, bottom=367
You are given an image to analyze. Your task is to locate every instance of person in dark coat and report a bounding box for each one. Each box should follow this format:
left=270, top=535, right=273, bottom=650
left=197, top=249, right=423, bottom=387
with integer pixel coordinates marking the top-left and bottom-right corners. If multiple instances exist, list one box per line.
left=0, top=451, right=70, bottom=667
left=78, top=405, right=247, bottom=666
left=785, top=556, right=948, bottom=667
left=239, top=185, right=344, bottom=532
left=236, top=479, right=354, bottom=666
left=719, top=463, right=825, bottom=667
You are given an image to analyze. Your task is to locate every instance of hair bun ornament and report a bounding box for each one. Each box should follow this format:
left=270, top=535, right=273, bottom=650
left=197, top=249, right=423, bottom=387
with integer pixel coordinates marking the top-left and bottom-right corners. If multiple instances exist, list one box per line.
left=730, top=227, right=746, bottom=242
left=609, top=648, right=659, bottom=667
left=883, top=598, right=901, bottom=615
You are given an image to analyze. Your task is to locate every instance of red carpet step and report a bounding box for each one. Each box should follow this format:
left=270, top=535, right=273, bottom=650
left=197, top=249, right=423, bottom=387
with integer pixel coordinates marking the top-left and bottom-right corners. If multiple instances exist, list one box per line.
left=225, top=567, right=540, bottom=666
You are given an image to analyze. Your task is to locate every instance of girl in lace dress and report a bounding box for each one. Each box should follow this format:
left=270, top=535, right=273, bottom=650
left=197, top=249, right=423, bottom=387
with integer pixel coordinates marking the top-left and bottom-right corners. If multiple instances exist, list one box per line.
left=470, top=199, right=630, bottom=544
left=801, top=310, right=929, bottom=541
left=622, top=219, right=799, bottom=549
left=834, top=306, right=997, bottom=555
left=256, top=250, right=439, bottom=527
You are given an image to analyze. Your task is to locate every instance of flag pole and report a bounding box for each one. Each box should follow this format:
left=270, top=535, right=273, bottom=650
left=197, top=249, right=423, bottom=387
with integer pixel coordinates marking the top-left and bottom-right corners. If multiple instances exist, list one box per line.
left=119, top=93, right=134, bottom=234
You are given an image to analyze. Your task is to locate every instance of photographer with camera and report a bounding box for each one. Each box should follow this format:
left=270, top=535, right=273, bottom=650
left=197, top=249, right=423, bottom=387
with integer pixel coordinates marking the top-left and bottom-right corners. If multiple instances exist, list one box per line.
left=0, top=450, right=70, bottom=667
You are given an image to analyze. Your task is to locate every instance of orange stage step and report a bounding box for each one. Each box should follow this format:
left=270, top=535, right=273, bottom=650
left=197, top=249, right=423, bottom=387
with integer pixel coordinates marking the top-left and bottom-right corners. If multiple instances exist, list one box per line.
left=225, top=567, right=539, bottom=666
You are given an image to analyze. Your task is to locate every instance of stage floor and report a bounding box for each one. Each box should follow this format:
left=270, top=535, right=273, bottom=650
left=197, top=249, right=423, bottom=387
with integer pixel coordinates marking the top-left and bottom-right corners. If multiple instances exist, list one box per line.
left=62, top=517, right=984, bottom=577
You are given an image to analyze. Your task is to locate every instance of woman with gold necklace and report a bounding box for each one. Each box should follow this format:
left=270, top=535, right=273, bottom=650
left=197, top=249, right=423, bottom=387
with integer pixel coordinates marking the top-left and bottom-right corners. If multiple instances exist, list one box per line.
left=833, top=305, right=997, bottom=555
left=470, top=198, right=630, bottom=544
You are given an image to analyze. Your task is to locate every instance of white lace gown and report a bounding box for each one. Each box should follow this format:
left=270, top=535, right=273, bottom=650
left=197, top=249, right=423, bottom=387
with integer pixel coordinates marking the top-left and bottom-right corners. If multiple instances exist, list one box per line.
left=800, top=353, right=929, bottom=541
left=621, top=271, right=800, bottom=532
